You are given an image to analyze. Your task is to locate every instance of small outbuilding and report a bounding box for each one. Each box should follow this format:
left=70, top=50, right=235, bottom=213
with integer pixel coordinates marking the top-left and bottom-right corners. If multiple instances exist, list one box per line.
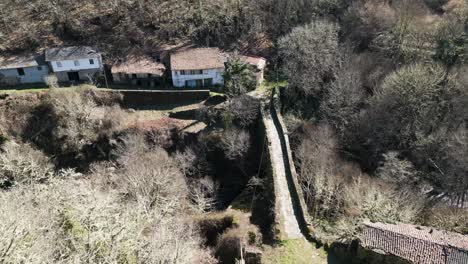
left=361, top=221, right=468, bottom=264
left=239, top=55, right=267, bottom=86
left=0, top=54, right=49, bottom=86
left=111, top=56, right=166, bottom=87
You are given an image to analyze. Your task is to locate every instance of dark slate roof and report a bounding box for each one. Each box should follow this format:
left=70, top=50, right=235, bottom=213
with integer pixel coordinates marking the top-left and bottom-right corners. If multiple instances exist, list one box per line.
left=361, top=222, right=468, bottom=264
left=45, top=46, right=100, bottom=61
left=0, top=54, right=46, bottom=69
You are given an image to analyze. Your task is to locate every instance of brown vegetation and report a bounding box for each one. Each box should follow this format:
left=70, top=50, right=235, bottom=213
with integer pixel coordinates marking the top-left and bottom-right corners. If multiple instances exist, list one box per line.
left=281, top=0, right=467, bottom=243
left=296, top=125, right=423, bottom=240
left=0, top=88, right=227, bottom=263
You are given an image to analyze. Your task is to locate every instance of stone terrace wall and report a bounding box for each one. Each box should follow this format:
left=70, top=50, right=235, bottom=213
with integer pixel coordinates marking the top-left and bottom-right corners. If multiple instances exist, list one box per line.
left=118, top=89, right=210, bottom=106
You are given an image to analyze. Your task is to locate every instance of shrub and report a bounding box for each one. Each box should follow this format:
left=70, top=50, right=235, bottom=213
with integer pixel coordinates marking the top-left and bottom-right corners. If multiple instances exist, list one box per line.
left=418, top=127, right=468, bottom=207
left=297, top=124, right=424, bottom=239
left=0, top=93, right=41, bottom=139
left=424, top=0, right=449, bottom=12
left=433, top=11, right=467, bottom=67
left=224, top=54, right=256, bottom=97
left=372, top=1, right=436, bottom=63
left=349, top=63, right=459, bottom=171
left=196, top=213, right=235, bottom=246
left=82, top=88, right=123, bottom=106
left=226, top=95, right=260, bottom=128
left=18, top=89, right=125, bottom=168
left=344, top=176, right=423, bottom=224
left=115, top=134, right=188, bottom=210
left=44, top=74, right=59, bottom=88
left=0, top=141, right=54, bottom=188
left=425, top=207, right=468, bottom=234
left=312, top=0, right=348, bottom=15
left=215, top=229, right=242, bottom=264
left=376, top=151, right=420, bottom=187
left=342, top=1, right=397, bottom=50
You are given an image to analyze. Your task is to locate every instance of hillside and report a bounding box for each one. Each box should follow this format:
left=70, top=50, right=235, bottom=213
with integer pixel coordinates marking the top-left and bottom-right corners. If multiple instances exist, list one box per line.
left=0, top=0, right=274, bottom=59
left=0, top=0, right=468, bottom=263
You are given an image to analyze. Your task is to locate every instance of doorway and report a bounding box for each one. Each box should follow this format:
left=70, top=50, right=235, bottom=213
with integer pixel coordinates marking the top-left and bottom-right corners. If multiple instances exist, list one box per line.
left=67, top=72, right=80, bottom=82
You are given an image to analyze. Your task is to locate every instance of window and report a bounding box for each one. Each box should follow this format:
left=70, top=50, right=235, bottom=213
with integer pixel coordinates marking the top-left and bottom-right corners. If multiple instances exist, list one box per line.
left=37, top=66, right=42, bottom=71
left=180, top=70, right=203, bottom=75
left=185, top=80, right=197, bottom=87
left=74, top=60, right=80, bottom=66
left=56, top=61, right=62, bottom=67
left=203, top=78, right=213, bottom=86
left=89, top=59, right=95, bottom=65
left=132, top=74, right=137, bottom=79
left=148, top=74, right=152, bottom=78
left=17, top=68, right=25, bottom=76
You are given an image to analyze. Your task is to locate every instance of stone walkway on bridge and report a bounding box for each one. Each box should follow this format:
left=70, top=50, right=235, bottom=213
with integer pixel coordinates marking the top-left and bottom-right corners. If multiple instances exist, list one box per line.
left=263, top=107, right=303, bottom=239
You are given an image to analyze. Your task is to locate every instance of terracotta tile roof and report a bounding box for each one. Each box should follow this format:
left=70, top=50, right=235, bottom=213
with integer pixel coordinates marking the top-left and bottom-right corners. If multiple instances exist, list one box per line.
left=111, top=56, right=165, bottom=76
left=170, top=48, right=225, bottom=71
left=0, top=54, right=46, bottom=69
left=45, top=46, right=99, bottom=61
left=239, top=55, right=267, bottom=70
left=361, top=222, right=468, bottom=264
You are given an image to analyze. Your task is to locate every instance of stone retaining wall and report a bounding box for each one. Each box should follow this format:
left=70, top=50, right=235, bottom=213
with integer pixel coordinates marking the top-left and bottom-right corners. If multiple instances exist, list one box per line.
left=117, top=89, right=210, bottom=106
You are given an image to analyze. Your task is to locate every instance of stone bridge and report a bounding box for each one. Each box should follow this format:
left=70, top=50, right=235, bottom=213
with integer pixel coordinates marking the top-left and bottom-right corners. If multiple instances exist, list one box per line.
left=255, top=89, right=311, bottom=241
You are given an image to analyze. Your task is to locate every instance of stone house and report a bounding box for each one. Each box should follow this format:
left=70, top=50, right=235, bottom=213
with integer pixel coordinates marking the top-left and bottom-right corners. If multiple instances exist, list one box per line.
left=111, top=56, right=165, bottom=87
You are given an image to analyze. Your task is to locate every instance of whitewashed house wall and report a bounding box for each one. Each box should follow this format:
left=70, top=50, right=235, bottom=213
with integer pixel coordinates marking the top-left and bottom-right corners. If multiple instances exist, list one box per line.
left=0, top=65, right=49, bottom=85
left=48, top=55, right=103, bottom=82
left=49, top=57, right=102, bottom=72
left=171, top=68, right=224, bottom=88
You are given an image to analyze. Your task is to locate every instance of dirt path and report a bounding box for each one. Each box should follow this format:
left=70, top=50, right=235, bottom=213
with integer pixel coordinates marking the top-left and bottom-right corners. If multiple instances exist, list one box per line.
left=263, top=109, right=303, bottom=239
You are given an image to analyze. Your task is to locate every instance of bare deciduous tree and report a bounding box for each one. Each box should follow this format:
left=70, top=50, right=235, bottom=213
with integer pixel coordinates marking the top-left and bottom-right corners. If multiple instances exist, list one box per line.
left=189, top=176, right=218, bottom=213
left=320, top=54, right=366, bottom=134
left=221, top=128, right=251, bottom=161
left=0, top=179, right=216, bottom=263
left=115, top=134, right=188, bottom=210
left=279, top=20, right=340, bottom=97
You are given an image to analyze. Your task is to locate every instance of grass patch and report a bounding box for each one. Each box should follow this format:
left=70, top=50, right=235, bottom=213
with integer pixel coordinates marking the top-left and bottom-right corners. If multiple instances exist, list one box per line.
left=0, top=88, right=49, bottom=94
left=209, top=91, right=226, bottom=97
left=262, top=239, right=328, bottom=264
left=0, top=84, right=100, bottom=95
left=257, top=79, right=288, bottom=94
